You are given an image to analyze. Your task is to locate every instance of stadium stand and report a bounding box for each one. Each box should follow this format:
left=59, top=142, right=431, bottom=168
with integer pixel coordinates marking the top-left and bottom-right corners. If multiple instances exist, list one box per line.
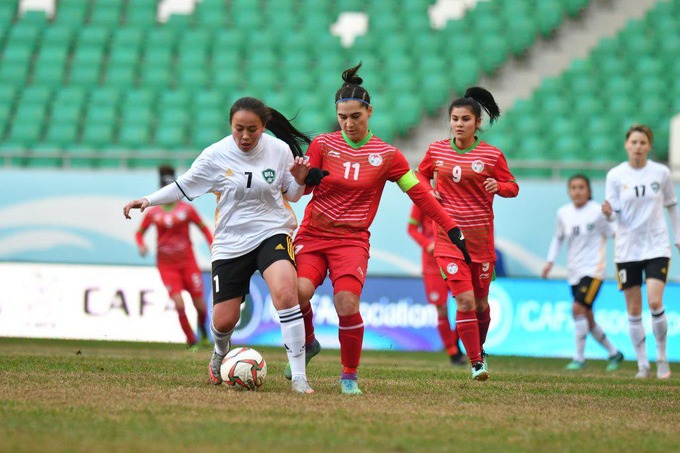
left=1, top=0, right=675, bottom=173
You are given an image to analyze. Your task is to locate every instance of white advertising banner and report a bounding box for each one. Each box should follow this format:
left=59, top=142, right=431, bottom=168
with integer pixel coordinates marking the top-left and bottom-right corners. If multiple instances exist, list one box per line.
left=0, top=263, right=198, bottom=343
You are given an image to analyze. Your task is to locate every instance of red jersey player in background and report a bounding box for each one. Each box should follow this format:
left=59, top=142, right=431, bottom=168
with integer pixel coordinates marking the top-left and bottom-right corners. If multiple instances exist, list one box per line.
left=417, top=87, right=519, bottom=381
left=407, top=204, right=466, bottom=366
left=284, top=63, right=471, bottom=395
left=136, top=165, right=214, bottom=349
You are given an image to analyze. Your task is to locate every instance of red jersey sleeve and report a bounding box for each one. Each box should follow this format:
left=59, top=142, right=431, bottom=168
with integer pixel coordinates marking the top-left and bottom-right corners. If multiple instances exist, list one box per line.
left=187, top=205, right=214, bottom=246
left=407, top=205, right=431, bottom=249
left=416, top=147, right=436, bottom=181
left=494, top=152, right=519, bottom=198
left=135, top=212, right=153, bottom=247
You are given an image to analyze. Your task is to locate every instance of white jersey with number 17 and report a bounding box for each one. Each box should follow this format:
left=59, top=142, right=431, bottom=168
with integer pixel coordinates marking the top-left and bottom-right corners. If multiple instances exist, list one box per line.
left=605, top=160, right=677, bottom=262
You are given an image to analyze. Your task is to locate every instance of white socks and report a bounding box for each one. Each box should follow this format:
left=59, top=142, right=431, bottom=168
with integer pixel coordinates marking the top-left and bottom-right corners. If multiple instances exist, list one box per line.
left=573, top=315, right=588, bottom=362
left=628, top=315, right=649, bottom=369
left=590, top=323, right=618, bottom=356
left=278, top=306, right=306, bottom=379
left=651, top=308, right=668, bottom=362
left=211, top=320, right=233, bottom=356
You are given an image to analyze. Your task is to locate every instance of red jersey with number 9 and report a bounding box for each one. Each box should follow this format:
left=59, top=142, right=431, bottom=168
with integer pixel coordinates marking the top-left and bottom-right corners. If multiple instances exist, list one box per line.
left=417, top=138, right=518, bottom=263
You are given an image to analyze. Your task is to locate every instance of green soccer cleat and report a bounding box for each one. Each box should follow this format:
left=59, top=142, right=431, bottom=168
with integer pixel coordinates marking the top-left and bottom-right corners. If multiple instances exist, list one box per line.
left=284, top=338, right=321, bottom=380
left=565, top=360, right=585, bottom=370
left=471, top=361, right=489, bottom=381
left=340, top=378, right=363, bottom=395
left=606, top=351, right=624, bottom=371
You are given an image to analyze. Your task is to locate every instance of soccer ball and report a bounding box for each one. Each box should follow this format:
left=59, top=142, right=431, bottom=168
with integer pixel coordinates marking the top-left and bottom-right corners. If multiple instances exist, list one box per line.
left=220, top=347, right=267, bottom=391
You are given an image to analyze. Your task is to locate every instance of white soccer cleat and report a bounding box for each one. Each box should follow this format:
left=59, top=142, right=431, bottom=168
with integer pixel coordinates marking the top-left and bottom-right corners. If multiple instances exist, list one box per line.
left=291, top=376, right=315, bottom=394
left=634, top=367, right=651, bottom=379
left=656, top=361, right=671, bottom=379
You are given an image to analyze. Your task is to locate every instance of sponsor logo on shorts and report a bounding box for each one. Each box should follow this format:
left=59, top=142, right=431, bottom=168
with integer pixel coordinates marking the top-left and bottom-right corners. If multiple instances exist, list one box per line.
left=357, top=267, right=364, bottom=278
left=294, top=244, right=304, bottom=254
left=447, top=263, right=458, bottom=275
left=275, top=243, right=285, bottom=251
left=482, top=262, right=490, bottom=271
left=368, top=154, right=383, bottom=166
left=471, top=160, right=484, bottom=173
left=480, top=273, right=490, bottom=280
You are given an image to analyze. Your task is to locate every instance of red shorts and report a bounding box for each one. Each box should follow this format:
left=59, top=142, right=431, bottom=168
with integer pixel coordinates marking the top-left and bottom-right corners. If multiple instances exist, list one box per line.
left=294, top=237, right=368, bottom=296
left=158, top=261, right=204, bottom=300
left=435, top=257, right=495, bottom=298
left=423, top=273, right=449, bottom=306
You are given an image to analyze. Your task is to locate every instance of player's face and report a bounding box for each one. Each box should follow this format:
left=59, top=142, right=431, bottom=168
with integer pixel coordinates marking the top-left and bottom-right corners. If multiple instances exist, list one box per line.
left=450, top=107, right=481, bottom=144
left=231, top=110, right=266, bottom=152
left=336, top=101, right=372, bottom=142
left=568, top=178, right=590, bottom=208
left=624, top=131, right=651, bottom=165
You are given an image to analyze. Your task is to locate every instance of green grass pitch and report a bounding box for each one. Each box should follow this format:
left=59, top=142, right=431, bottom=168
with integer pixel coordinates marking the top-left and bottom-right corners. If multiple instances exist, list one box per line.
left=0, top=337, right=677, bottom=452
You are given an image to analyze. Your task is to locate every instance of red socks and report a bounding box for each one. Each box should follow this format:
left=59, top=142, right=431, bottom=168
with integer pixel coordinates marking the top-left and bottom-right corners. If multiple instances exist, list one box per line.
left=177, top=308, right=196, bottom=345
left=302, top=304, right=316, bottom=346
left=437, top=316, right=460, bottom=356
left=477, top=305, right=491, bottom=349
left=456, top=310, right=481, bottom=363
left=339, top=313, right=364, bottom=373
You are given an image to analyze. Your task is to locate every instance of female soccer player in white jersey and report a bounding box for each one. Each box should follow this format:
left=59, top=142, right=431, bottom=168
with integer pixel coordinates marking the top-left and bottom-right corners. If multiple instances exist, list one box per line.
left=286, top=63, right=471, bottom=395
left=602, top=124, right=679, bottom=379
left=123, top=97, right=317, bottom=394
left=417, top=87, right=519, bottom=381
left=542, top=174, right=624, bottom=371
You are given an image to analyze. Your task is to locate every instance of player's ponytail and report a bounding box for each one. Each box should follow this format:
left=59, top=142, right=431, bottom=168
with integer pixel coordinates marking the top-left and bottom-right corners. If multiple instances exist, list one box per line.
left=335, top=62, right=371, bottom=107
left=229, top=97, right=311, bottom=158
left=449, top=87, right=500, bottom=124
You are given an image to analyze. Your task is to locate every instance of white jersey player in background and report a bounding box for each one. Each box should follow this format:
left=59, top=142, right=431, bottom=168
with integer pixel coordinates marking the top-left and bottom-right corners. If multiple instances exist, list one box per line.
left=602, top=124, right=680, bottom=380
left=542, top=174, right=624, bottom=371
left=124, top=97, right=317, bottom=393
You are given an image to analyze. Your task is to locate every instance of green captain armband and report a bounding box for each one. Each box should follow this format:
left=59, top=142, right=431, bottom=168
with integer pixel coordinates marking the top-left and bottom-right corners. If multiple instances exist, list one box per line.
left=396, top=170, right=420, bottom=192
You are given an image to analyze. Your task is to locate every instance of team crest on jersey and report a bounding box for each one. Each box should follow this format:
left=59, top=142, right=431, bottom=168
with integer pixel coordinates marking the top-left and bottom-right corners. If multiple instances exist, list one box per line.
left=651, top=182, right=660, bottom=193
left=176, top=211, right=187, bottom=221
left=262, top=169, right=276, bottom=184
left=587, top=222, right=594, bottom=231
left=471, top=160, right=484, bottom=173
left=368, top=154, right=383, bottom=166
left=447, top=263, right=458, bottom=275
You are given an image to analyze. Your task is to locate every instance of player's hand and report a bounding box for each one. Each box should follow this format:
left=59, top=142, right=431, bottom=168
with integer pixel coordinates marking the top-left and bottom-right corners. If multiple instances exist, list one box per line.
left=305, top=167, right=329, bottom=186
left=447, top=227, right=471, bottom=264
left=541, top=262, right=552, bottom=279
left=675, top=242, right=680, bottom=252
left=601, top=201, right=612, bottom=217
left=123, top=198, right=150, bottom=219
left=290, top=156, right=311, bottom=185
left=139, top=245, right=148, bottom=257
left=426, top=242, right=435, bottom=254
left=484, top=178, right=499, bottom=194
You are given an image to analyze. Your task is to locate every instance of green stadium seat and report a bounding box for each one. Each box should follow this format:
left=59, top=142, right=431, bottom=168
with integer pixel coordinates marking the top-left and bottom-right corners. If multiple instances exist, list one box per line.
left=20, top=86, right=53, bottom=105
left=49, top=103, right=82, bottom=124
left=77, top=26, right=112, bottom=47
left=6, top=121, right=42, bottom=147
left=125, top=3, right=157, bottom=27
left=81, top=122, right=115, bottom=147
left=53, top=86, right=87, bottom=107
left=54, top=0, right=91, bottom=26
left=85, top=104, right=118, bottom=125
left=139, top=65, right=173, bottom=87
left=190, top=125, right=224, bottom=148
left=89, top=2, right=124, bottom=27
left=118, top=123, right=150, bottom=148
left=154, top=123, right=187, bottom=149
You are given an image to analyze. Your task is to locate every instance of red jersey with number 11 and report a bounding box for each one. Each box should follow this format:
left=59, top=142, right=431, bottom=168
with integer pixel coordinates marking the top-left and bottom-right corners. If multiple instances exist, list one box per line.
left=417, top=138, right=518, bottom=263
left=297, top=131, right=413, bottom=248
